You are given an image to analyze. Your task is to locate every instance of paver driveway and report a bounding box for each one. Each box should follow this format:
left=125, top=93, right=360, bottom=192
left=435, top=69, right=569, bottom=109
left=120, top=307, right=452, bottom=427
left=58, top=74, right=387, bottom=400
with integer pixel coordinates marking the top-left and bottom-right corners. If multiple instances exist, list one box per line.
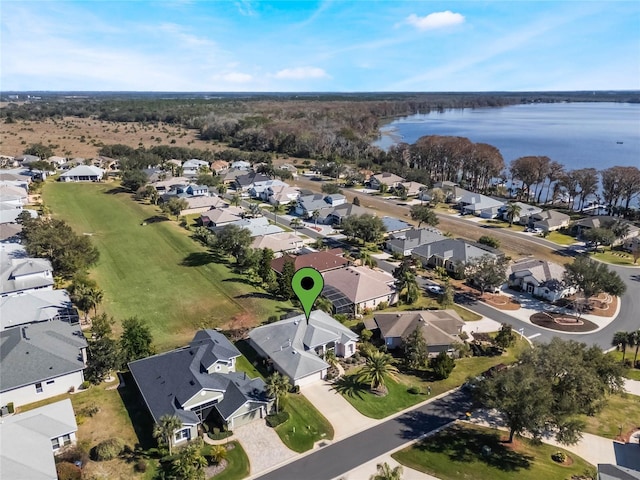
left=234, top=421, right=296, bottom=476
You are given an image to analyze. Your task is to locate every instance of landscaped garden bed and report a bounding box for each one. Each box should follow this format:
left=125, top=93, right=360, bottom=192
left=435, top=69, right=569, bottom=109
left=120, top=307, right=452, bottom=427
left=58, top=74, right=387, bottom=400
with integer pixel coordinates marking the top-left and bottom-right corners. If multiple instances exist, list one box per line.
left=530, top=312, right=597, bottom=332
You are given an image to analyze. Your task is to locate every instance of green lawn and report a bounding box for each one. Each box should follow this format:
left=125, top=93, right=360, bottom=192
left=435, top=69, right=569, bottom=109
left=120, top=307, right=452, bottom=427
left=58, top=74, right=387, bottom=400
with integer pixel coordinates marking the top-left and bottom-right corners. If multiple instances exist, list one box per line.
left=545, top=231, right=577, bottom=246
left=582, top=393, right=640, bottom=439
left=396, top=293, right=483, bottom=322
left=392, top=423, right=594, bottom=480
left=337, top=339, right=529, bottom=419
left=590, top=249, right=639, bottom=267
left=607, top=350, right=640, bottom=380
left=275, top=394, right=334, bottom=452
left=207, top=441, right=250, bottom=480
left=43, top=182, right=292, bottom=350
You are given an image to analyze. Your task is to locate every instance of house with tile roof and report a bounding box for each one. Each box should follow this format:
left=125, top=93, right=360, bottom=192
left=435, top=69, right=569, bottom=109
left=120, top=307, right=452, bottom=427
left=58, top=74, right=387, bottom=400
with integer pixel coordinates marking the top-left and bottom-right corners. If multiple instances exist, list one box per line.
left=1, top=244, right=54, bottom=296
left=129, top=330, right=272, bottom=447
left=271, top=248, right=349, bottom=274
left=0, top=399, right=78, bottom=480
left=248, top=311, right=358, bottom=386
left=507, top=258, right=576, bottom=302
left=0, top=320, right=88, bottom=408
left=322, top=266, right=398, bottom=315
left=365, top=310, right=464, bottom=355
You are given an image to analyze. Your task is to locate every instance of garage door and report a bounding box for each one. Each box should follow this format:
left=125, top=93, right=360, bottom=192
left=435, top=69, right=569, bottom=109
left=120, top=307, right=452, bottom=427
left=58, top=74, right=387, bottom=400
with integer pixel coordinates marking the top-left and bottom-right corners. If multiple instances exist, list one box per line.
left=231, top=407, right=263, bottom=428
left=295, top=370, right=325, bottom=387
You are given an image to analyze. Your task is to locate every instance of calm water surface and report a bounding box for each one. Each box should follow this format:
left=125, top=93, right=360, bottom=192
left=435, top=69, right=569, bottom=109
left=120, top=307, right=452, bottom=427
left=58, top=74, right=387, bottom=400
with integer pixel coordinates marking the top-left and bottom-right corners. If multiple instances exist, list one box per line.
left=374, top=102, right=640, bottom=170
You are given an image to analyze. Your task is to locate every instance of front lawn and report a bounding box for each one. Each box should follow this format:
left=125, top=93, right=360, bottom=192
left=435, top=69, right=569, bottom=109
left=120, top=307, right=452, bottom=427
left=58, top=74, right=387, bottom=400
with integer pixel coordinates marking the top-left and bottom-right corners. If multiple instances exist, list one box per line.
left=545, top=231, right=577, bottom=246
left=207, top=441, right=250, bottom=480
left=396, top=293, right=483, bottom=322
left=607, top=350, right=640, bottom=380
left=392, top=423, right=594, bottom=480
left=275, top=394, right=334, bottom=452
left=43, top=182, right=292, bottom=350
left=590, top=249, right=638, bottom=267
left=582, top=393, right=640, bottom=440
left=337, top=338, right=528, bottom=419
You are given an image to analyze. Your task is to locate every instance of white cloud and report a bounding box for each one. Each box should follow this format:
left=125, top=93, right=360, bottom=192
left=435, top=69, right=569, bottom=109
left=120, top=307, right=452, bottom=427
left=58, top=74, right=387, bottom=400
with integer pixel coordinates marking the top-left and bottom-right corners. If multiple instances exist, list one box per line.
left=158, top=23, right=215, bottom=48
left=273, top=67, right=329, bottom=80
left=219, top=72, right=253, bottom=83
left=235, top=1, right=256, bottom=17
left=405, top=11, right=465, bottom=31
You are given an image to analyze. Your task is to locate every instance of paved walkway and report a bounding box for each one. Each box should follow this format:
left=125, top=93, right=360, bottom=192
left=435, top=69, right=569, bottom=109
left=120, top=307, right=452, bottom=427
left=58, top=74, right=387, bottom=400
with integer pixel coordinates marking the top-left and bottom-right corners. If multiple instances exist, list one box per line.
left=337, top=452, right=437, bottom=480
left=233, top=421, right=296, bottom=475
left=625, top=379, right=640, bottom=396
left=461, top=316, right=502, bottom=336
left=301, top=381, right=377, bottom=440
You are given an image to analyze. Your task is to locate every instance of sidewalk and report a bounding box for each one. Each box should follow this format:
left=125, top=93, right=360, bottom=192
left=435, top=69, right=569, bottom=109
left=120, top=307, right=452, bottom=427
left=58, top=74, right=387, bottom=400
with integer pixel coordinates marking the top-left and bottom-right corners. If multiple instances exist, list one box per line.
left=625, top=379, right=640, bottom=396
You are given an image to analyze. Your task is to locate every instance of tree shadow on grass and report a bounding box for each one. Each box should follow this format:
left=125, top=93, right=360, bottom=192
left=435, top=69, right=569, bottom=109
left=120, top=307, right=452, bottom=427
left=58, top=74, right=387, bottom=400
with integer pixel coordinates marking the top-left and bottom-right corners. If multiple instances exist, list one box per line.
left=414, top=423, right=533, bottom=472
left=105, top=187, right=129, bottom=195
left=222, top=277, right=257, bottom=287
left=331, top=374, right=368, bottom=400
left=235, top=292, right=275, bottom=301
left=117, top=372, right=156, bottom=451
left=143, top=215, right=170, bottom=224
left=181, top=252, right=214, bottom=267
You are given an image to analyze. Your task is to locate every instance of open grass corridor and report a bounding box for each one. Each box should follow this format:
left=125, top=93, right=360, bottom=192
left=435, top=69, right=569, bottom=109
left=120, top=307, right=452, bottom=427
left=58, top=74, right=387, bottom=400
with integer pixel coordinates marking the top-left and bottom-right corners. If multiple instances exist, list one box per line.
left=44, top=182, right=290, bottom=350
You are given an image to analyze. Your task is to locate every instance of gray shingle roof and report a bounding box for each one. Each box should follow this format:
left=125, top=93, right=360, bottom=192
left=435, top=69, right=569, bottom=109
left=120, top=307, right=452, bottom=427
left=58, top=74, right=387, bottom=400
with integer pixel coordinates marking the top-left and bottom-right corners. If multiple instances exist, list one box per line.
left=0, top=321, right=87, bottom=393
left=0, top=289, right=76, bottom=331
left=386, top=228, right=446, bottom=252
left=382, top=216, right=412, bottom=233
left=249, top=311, right=358, bottom=382
left=129, top=330, right=267, bottom=426
left=1, top=245, right=54, bottom=295
left=371, top=310, right=464, bottom=348
left=413, top=238, right=496, bottom=264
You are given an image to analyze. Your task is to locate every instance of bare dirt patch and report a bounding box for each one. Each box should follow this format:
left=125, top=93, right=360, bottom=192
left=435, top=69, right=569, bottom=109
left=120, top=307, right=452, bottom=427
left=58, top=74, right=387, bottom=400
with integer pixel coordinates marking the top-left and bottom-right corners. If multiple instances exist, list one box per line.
left=482, top=293, right=521, bottom=311
left=530, top=312, right=598, bottom=332
left=0, top=117, right=222, bottom=158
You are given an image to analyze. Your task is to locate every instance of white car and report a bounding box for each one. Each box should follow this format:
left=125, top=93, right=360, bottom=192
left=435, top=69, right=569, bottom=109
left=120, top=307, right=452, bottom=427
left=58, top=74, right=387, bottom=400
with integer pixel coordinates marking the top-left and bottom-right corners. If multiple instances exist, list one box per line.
left=426, top=285, right=444, bottom=294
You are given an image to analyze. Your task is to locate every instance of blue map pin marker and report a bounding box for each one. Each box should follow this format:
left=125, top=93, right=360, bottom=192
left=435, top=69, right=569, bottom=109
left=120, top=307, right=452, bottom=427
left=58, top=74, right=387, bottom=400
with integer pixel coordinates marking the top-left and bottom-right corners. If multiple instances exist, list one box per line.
left=291, top=267, right=324, bottom=324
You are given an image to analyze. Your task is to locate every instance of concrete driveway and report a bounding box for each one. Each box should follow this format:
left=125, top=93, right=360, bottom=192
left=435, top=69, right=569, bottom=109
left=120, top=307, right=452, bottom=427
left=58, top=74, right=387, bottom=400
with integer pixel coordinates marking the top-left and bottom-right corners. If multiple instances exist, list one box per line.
left=233, top=421, right=296, bottom=476
left=301, top=381, right=377, bottom=441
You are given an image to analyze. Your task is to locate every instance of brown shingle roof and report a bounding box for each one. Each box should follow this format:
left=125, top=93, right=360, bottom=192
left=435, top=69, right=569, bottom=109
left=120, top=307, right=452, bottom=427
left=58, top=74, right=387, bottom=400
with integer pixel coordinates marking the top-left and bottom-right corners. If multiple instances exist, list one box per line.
left=271, top=248, right=348, bottom=274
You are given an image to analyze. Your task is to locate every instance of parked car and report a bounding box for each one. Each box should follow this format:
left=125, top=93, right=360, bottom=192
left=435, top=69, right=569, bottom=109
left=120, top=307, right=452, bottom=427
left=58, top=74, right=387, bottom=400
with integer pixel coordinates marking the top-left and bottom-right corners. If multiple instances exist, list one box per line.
left=426, top=285, right=444, bottom=295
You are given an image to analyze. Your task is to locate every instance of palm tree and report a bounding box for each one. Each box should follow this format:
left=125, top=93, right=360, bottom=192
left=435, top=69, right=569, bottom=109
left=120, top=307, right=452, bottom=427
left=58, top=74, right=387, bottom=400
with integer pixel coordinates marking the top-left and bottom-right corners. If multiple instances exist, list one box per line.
left=630, top=329, right=640, bottom=368
left=314, top=295, right=334, bottom=314
left=324, top=349, right=338, bottom=369
left=611, top=220, right=630, bottom=247
left=370, top=462, right=403, bottom=480
left=231, top=193, right=241, bottom=207
left=153, top=414, right=182, bottom=456
left=271, top=203, right=284, bottom=225
left=505, top=202, right=522, bottom=227
left=89, top=287, right=104, bottom=317
left=248, top=202, right=262, bottom=218
left=312, top=210, right=320, bottom=227
left=289, top=217, right=303, bottom=230
left=612, top=331, right=630, bottom=363
left=265, top=372, right=290, bottom=413
left=358, top=350, right=399, bottom=395
left=209, top=445, right=227, bottom=465
left=217, top=183, right=227, bottom=195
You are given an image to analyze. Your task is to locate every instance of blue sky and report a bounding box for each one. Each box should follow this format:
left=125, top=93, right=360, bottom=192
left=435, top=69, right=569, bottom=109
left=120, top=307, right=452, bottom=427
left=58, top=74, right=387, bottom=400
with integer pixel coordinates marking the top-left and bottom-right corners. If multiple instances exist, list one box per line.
left=2, top=1, right=639, bottom=92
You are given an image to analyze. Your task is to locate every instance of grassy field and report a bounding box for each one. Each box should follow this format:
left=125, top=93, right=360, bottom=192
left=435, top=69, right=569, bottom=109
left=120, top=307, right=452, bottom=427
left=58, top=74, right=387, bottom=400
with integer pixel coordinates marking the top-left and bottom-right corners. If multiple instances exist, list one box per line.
left=582, top=393, right=640, bottom=440
left=337, top=338, right=529, bottom=419
left=590, top=249, right=639, bottom=267
left=545, top=231, right=577, bottom=246
left=275, top=394, right=334, bottom=452
left=607, top=350, right=640, bottom=380
left=43, top=182, right=292, bottom=350
left=392, top=423, right=594, bottom=480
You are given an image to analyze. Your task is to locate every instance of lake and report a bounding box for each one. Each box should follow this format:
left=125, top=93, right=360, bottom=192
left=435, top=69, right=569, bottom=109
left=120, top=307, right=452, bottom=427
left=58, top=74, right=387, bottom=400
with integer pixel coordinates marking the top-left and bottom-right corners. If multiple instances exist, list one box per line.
left=374, top=102, right=640, bottom=171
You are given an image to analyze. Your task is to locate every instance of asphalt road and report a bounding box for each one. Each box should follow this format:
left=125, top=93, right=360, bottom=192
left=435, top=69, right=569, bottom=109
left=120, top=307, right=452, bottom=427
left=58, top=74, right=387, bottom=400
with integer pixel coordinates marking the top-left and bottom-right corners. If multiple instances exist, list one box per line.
left=255, top=390, right=472, bottom=480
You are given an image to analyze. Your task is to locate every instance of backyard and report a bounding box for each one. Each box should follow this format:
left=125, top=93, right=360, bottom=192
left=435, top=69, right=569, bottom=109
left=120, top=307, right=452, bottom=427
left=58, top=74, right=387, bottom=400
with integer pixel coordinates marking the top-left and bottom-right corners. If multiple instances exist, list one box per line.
left=392, top=423, right=594, bottom=480
left=43, top=181, right=292, bottom=350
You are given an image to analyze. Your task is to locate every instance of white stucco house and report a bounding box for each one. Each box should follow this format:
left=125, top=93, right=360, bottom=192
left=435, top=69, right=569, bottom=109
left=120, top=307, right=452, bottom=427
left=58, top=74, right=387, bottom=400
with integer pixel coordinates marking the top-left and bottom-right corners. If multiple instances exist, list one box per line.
left=59, top=165, right=105, bottom=182
left=507, top=258, right=576, bottom=302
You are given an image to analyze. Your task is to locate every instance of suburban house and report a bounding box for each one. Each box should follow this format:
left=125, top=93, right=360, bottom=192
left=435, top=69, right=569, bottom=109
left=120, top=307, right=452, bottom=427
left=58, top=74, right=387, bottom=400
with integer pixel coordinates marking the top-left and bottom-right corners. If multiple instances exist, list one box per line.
left=498, top=202, right=542, bottom=224
left=507, top=258, right=576, bottom=302
left=0, top=184, right=29, bottom=224
left=58, top=165, right=105, bottom=182
left=179, top=196, right=227, bottom=216
left=365, top=310, right=464, bottom=355
left=522, top=209, right=570, bottom=232
left=573, top=216, right=639, bottom=244
left=130, top=330, right=272, bottom=445
left=0, top=289, right=77, bottom=331
left=458, top=192, right=504, bottom=218
left=264, top=184, right=300, bottom=206
left=0, top=399, right=78, bottom=480
left=223, top=217, right=284, bottom=237
left=251, top=232, right=306, bottom=256
left=16, top=154, right=41, bottom=166
left=325, top=203, right=369, bottom=225
left=412, top=238, right=500, bottom=276
left=370, top=172, right=405, bottom=190
left=230, top=160, right=251, bottom=171
left=152, top=176, right=190, bottom=192
left=248, top=179, right=288, bottom=199
left=48, top=156, right=67, bottom=167
left=0, top=320, right=88, bottom=408
left=0, top=172, right=31, bottom=185
left=278, top=163, right=299, bottom=176
left=322, top=266, right=398, bottom=315
left=397, top=181, right=427, bottom=197
left=1, top=244, right=54, bottom=296
left=382, top=216, right=413, bottom=236
left=248, top=310, right=359, bottom=386
left=211, top=160, right=230, bottom=175
left=295, top=193, right=346, bottom=219
left=182, top=159, right=210, bottom=176
left=386, top=228, right=446, bottom=257
left=0, top=223, right=22, bottom=243
left=234, top=172, right=271, bottom=192
left=198, top=206, right=244, bottom=228
left=271, top=248, right=350, bottom=274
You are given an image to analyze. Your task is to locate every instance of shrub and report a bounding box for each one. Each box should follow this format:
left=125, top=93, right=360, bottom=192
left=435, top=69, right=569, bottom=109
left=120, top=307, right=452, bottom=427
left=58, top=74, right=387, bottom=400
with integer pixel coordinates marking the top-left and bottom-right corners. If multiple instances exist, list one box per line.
left=360, top=329, right=373, bottom=342
left=551, top=451, right=567, bottom=463
left=135, top=459, right=148, bottom=473
left=266, top=411, right=290, bottom=428
left=56, top=462, right=82, bottom=480
left=80, top=380, right=91, bottom=390
left=57, top=444, right=90, bottom=467
left=376, top=301, right=389, bottom=311
left=208, top=430, right=233, bottom=441
left=407, top=386, right=421, bottom=395
left=430, top=351, right=456, bottom=380
left=290, top=385, right=300, bottom=394
left=92, top=437, right=125, bottom=461
left=7, top=402, right=14, bottom=414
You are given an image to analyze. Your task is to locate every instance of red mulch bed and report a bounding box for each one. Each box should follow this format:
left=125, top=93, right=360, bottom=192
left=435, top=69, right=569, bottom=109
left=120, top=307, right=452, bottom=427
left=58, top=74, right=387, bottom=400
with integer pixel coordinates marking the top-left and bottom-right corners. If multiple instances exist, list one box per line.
left=530, top=312, right=598, bottom=332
